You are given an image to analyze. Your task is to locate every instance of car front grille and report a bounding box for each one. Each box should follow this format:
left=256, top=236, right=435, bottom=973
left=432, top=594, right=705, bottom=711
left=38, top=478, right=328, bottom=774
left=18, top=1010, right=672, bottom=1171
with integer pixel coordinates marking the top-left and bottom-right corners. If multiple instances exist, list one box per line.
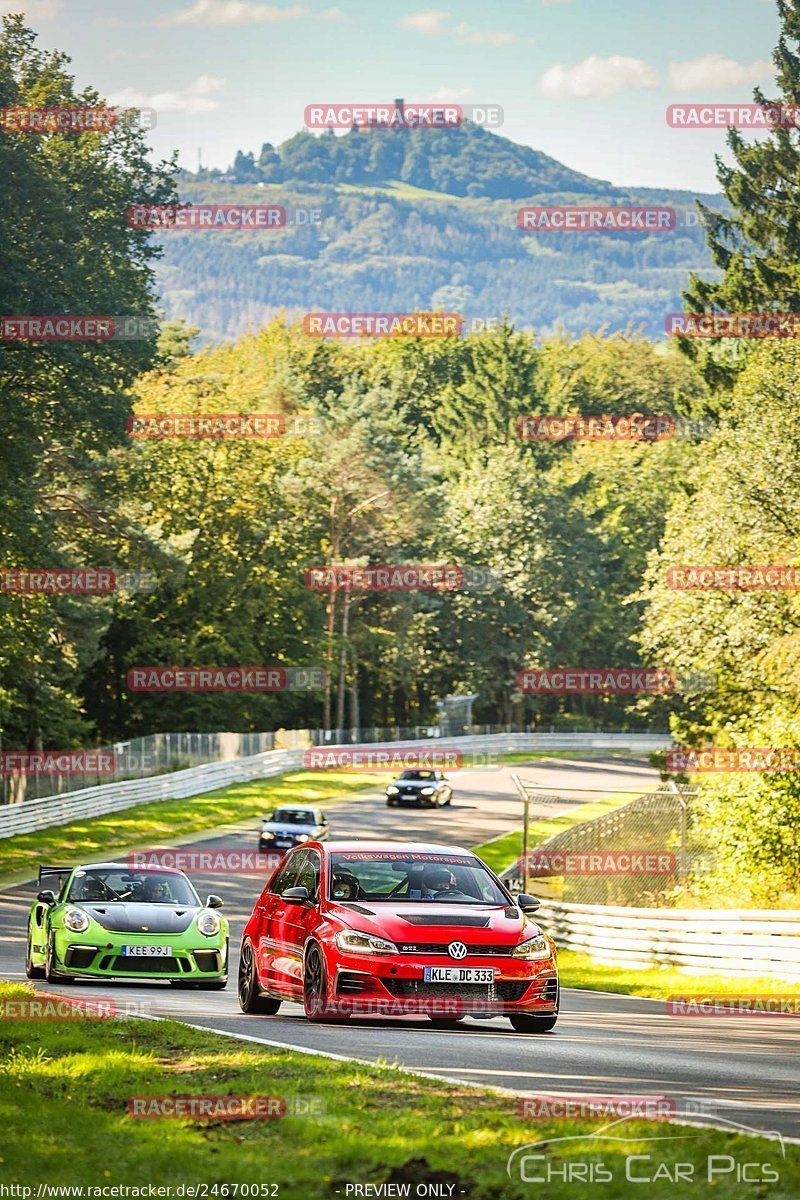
left=65, top=947, right=98, bottom=970
left=110, top=956, right=181, bottom=973
left=383, top=979, right=531, bottom=1003
left=395, top=943, right=516, bottom=956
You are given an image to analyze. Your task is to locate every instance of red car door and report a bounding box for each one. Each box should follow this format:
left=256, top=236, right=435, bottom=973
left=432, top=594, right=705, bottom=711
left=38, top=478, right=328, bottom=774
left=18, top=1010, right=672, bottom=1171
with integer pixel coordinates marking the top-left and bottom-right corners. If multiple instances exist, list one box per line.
left=268, top=848, right=322, bottom=1000
left=257, top=851, right=305, bottom=994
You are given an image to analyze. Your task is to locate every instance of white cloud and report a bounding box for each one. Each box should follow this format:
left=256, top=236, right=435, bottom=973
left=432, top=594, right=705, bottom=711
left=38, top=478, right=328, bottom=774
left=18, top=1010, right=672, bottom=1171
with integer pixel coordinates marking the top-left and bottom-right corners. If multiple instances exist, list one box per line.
left=668, top=53, right=775, bottom=91
left=540, top=54, right=659, bottom=98
left=0, top=0, right=60, bottom=17
left=398, top=10, right=450, bottom=34
left=460, top=30, right=514, bottom=46
left=163, top=1, right=306, bottom=26
left=107, top=74, right=225, bottom=114
left=320, top=6, right=345, bottom=17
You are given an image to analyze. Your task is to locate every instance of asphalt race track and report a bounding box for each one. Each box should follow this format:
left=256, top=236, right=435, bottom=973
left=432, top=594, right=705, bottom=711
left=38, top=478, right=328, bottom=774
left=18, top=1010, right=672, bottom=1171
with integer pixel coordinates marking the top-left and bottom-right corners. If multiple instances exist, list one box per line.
left=2, top=756, right=799, bottom=1140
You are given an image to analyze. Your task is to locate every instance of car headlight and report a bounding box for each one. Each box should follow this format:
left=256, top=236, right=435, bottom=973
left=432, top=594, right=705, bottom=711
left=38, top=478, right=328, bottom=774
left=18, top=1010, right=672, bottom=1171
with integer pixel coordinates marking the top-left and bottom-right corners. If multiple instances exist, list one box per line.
left=513, top=934, right=551, bottom=961
left=420, top=787, right=435, bottom=795
left=63, top=908, right=90, bottom=933
left=296, top=834, right=310, bottom=842
left=386, top=786, right=399, bottom=794
left=334, top=931, right=398, bottom=955
left=260, top=830, right=275, bottom=840
left=197, top=910, right=221, bottom=937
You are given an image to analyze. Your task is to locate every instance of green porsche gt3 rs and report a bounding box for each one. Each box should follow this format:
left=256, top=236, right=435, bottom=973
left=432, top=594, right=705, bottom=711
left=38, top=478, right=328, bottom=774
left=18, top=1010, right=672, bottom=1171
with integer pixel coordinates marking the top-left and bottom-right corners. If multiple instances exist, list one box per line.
left=26, top=862, right=229, bottom=988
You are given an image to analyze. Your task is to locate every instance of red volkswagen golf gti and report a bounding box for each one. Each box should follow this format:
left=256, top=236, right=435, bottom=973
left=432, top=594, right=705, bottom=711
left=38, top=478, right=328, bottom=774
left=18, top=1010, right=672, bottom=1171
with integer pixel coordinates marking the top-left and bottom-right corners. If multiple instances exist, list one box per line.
left=238, top=840, right=559, bottom=1032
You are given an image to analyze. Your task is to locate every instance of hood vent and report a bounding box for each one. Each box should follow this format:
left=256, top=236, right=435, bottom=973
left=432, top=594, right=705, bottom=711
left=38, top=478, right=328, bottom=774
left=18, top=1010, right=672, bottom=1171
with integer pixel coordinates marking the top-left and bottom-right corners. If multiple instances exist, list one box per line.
left=400, top=913, right=490, bottom=927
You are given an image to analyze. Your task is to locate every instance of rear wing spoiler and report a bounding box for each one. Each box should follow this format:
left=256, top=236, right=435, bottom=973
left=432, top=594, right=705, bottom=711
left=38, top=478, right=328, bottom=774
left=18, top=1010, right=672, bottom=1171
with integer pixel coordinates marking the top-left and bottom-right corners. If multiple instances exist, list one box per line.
left=37, top=865, right=73, bottom=894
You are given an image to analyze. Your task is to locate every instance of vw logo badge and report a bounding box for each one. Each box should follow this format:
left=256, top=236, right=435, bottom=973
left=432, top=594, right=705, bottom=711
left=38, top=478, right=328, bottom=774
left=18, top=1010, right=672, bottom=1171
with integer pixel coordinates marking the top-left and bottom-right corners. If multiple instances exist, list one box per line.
left=448, top=941, right=467, bottom=960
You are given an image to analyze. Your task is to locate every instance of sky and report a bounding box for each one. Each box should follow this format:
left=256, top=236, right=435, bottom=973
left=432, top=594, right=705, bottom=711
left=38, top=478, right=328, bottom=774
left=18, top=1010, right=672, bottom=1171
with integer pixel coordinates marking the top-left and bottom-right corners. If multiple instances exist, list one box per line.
left=1, top=0, right=782, bottom=192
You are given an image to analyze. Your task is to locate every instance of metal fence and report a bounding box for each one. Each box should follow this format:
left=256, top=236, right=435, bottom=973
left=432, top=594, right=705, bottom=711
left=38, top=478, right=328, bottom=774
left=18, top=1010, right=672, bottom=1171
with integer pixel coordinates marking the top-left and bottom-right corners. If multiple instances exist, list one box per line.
left=0, top=723, right=670, bottom=804
left=529, top=900, right=800, bottom=979
left=504, top=780, right=705, bottom=905
left=0, top=731, right=671, bottom=840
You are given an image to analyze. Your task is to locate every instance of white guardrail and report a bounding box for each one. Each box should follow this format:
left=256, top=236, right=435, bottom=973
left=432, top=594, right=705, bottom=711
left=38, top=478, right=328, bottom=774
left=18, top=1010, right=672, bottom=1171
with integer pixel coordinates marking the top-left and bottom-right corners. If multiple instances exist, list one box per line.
left=0, top=731, right=670, bottom=840
left=531, top=901, right=800, bottom=980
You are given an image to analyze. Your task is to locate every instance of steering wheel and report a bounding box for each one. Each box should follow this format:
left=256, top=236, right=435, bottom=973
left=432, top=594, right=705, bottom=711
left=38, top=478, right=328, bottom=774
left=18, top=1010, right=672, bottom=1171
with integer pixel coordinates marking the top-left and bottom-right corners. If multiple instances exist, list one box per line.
left=433, top=888, right=470, bottom=900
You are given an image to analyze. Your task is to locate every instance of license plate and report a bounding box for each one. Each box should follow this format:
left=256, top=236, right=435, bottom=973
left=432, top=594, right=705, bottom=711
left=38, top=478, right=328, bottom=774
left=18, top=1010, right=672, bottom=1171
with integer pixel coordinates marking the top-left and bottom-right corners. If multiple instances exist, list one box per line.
left=120, top=945, right=171, bottom=957
left=275, top=840, right=291, bottom=847
left=423, top=967, right=495, bottom=984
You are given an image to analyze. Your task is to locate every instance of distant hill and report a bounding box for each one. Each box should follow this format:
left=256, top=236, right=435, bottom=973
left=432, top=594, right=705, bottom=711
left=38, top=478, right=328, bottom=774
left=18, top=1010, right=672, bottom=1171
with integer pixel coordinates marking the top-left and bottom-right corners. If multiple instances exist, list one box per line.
left=154, top=122, right=724, bottom=343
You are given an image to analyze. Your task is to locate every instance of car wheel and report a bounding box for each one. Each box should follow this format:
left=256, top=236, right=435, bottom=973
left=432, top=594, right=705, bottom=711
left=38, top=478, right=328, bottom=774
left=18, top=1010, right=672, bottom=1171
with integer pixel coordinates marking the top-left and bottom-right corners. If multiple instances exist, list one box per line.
left=237, top=940, right=281, bottom=1015
left=25, top=925, right=45, bottom=980
left=45, top=931, right=73, bottom=984
left=509, top=1013, right=558, bottom=1033
left=303, top=944, right=348, bottom=1022
left=445, top=793, right=453, bottom=806
left=387, top=799, right=397, bottom=807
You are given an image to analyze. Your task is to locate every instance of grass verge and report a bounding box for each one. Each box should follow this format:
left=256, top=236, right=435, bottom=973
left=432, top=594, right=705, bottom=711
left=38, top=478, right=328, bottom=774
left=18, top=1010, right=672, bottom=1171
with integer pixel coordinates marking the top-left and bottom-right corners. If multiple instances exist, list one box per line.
left=557, top=948, right=800, bottom=1001
left=0, top=981, right=795, bottom=1197
left=0, top=770, right=386, bottom=883
left=0, top=749, right=627, bottom=884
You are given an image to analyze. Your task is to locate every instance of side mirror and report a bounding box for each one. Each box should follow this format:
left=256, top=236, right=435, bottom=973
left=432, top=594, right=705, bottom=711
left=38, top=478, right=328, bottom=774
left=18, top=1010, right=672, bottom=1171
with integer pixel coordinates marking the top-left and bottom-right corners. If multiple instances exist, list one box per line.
left=205, top=894, right=224, bottom=909
left=517, top=893, right=541, bottom=913
left=37, top=890, right=56, bottom=905
left=283, top=886, right=310, bottom=905
left=320, top=815, right=328, bottom=824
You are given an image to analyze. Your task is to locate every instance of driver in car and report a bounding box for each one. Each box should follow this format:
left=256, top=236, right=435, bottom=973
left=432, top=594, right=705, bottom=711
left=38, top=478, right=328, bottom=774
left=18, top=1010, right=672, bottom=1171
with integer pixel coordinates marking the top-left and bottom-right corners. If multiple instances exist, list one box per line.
left=419, top=865, right=458, bottom=900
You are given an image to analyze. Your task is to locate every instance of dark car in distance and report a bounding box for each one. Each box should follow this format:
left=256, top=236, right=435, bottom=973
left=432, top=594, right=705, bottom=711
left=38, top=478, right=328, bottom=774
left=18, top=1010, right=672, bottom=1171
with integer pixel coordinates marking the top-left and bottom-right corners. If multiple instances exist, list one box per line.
left=386, top=769, right=453, bottom=808
left=259, top=805, right=329, bottom=854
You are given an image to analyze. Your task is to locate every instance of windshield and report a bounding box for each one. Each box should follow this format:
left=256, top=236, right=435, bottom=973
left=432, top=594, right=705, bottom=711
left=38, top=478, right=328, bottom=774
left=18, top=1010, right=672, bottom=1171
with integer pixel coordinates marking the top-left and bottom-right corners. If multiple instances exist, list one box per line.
left=269, top=809, right=316, bottom=825
left=68, top=868, right=199, bottom=905
left=397, top=771, right=436, bottom=781
left=329, top=852, right=508, bottom=904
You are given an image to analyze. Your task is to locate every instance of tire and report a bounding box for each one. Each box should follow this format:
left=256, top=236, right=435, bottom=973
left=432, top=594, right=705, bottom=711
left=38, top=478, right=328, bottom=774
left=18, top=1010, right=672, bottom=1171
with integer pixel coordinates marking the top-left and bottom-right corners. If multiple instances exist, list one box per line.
left=25, top=925, right=45, bottom=980
left=45, top=931, right=73, bottom=984
left=237, top=940, right=281, bottom=1015
left=303, top=943, right=348, bottom=1022
left=445, top=793, right=453, bottom=806
left=387, top=799, right=397, bottom=807
left=509, top=1013, right=558, bottom=1033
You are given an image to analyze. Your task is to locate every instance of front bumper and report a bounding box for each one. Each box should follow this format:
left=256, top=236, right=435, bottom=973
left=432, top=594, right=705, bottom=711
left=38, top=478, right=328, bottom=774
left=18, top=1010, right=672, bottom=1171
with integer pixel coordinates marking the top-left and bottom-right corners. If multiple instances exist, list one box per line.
left=327, top=946, right=558, bottom=1018
left=54, top=928, right=228, bottom=980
